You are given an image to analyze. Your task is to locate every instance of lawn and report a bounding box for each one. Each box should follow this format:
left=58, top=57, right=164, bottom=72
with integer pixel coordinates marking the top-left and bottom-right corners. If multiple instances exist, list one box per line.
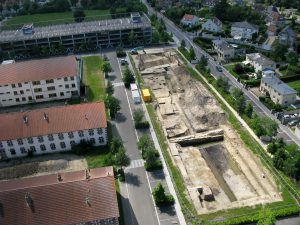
left=225, top=64, right=240, bottom=79
left=82, top=56, right=106, bottom=102
left=2, top=10, right=110, bottom=30
left=287, top=80, right=300, bottom=94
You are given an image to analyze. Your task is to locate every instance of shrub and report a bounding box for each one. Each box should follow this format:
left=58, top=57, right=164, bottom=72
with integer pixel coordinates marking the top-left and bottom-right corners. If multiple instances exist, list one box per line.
left=152, top=182, right=175, bottom=205
left=116, top=47, right=126, bottom=57
left=233, top=63, right=244, bottom=75
left=135, top=121, right=150, bottom=129
left=145, top=159, right=163, bottom=171
left=71, top=140, right=93, bottom=155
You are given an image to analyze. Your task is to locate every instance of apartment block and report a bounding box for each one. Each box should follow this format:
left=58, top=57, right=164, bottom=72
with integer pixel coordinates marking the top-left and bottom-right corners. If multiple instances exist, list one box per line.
left=0, top=56, right=80, bottom=107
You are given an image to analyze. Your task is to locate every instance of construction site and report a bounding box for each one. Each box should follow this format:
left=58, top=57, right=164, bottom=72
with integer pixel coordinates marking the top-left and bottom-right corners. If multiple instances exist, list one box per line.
left=132, top=48, right=282, bottom=214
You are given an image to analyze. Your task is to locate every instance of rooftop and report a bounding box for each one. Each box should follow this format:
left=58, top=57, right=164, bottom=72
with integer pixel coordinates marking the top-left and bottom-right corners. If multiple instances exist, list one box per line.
left=0, top=102, right=107, bottom=141
left=0, top=167, right=119, bottom=225
left=231, top=21, right=258, bottom=30
left=246, top=53, right=275, bottom=67
left=0, top=13, right=151, bottom=43
left=262, top=75, right=297, bottom=95
left=182, top=14, right=197, bottom=21
left=0, top=56, right=77, bottom=85
left=213, top=39, right=234, bottom=51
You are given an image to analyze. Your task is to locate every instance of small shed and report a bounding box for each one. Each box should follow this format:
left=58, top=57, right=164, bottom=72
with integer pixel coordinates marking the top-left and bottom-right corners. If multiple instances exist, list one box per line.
left=142, top=89, right=151, bottom=102
left=130, top=83, right=138, bottom=91
left=132, top=90, right=141, bottom=104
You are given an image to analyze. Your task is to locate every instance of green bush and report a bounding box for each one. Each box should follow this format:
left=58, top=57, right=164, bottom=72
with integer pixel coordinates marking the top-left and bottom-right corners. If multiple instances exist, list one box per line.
left=152, top=182, right=175, bottom=205
left=145, top=159, right=163, bottom=171
left=135, top=121, right=150, bottom=129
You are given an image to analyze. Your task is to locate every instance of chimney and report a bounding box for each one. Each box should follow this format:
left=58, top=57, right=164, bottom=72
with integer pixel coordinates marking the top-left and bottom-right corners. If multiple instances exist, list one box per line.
left=57, top=173, right=63, bottom=182
left=23, top=115, right=28, bottom=125
left=43, top=112, right=49, bottom=122
left=85, top=169, right=91, bottom=179
left=25, top=192, right=35, bottom=213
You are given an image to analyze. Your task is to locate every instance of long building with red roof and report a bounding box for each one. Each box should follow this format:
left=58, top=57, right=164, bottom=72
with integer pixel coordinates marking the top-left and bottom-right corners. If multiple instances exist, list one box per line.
left=0, top=166, right=119, bottom=225
left=0, top=102, right=107, bottom=159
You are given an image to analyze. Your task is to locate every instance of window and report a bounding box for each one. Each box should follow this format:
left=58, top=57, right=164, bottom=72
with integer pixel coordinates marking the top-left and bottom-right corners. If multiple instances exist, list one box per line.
left=70, top=77, right=74, bottom=81
left=71, top=91, right=78, bottom=96
left=50, top=143, right=56, bottom=150
left=48, top=134, right=54, bottom=141
left=60, top=142, right=66, bottom=149
left=65, top=84, right=69, bottom=89
left=78, top=131, right=84, bottom=137
left=68, top=132, right=74, bottom=138
left=36, top=95, right=44, bottom=99
left=0, top=141, right=2, bottom=148
left=90, top=138, right=95, bottom=145
left=20, top=90, right=24, bottom=94
left=64, top=77, right=68, bottom=81
left=60, top=92, right=64, bottom=97
left=71, top=84, right=76, bottom=88
left=20, top=147, right=26, bottom=154
left=99, top=137, right=104, bottom=143
left=58, top=133, right=64, bottom=140
left=7, top=140, right=13, bottom=146
left=46, top=79, right=54, bottom=84
left=28, top=96, right=33, bottom=101
left=47, top=86, right=55, bottom=91
left=18, top=83, right=22, bottom=87
left=27, top=137, right=33, bottom=144
left=30, top=146, right=36, bottom=152
left=88, top=129, right=94, bottom=136
left=12, top=84, right=16, bottom=88
left=17, top=139, right=23, bottom=145
left=38, top=136, right=44, bottom=143
left=26, top=89, right=30, bottom=92
left=22, top=97, right=26, bottom=101
left=97, top=128, right=103, bottom=135
left=16, top=98, right=20, bottom=102
left=70, top=140, right=76, bottom=146
left=13, top=91, right=18, bottom=95
left=40, top=145, right=46, bottom=151
left=49, top=93, right=57, bottom=98
left=10, top=149, right=16, bottom=155
left=32, top=81, right=41, bottom=85
left=34, top=88, right=42, bottom=93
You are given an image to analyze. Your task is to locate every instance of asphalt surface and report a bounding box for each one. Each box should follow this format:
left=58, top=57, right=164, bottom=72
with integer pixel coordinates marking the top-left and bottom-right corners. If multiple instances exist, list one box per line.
left=107, top=51, right=180, bottom=225
left=143, top=0, right=300, bottom=147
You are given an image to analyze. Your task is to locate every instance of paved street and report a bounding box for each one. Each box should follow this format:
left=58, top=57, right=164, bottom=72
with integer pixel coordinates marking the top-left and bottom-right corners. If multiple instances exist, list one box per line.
left=143, top=0, right=300, bottom=147
left=106, top=51, right=182, bottom=225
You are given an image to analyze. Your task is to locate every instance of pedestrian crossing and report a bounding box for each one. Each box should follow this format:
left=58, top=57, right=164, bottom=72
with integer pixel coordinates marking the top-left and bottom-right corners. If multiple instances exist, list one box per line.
left=113, top=82, right=124, bottom=87
left=126, top=159, right=145, bottom=170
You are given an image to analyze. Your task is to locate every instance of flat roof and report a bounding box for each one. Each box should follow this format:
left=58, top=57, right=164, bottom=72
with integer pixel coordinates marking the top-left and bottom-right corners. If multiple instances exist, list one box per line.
left=0, top=14, right=151, bottom=43
left=0, top=56, right=77, bottom=85
left=0, top=102, right=107, bottom=141
left=0, top=167, right=119, bottom=225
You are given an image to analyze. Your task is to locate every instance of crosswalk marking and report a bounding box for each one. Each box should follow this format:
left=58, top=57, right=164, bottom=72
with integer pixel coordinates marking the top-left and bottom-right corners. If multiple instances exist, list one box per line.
left=126, top=159, right=145, bottom=170
left=113, top=82, right=124, bottom=87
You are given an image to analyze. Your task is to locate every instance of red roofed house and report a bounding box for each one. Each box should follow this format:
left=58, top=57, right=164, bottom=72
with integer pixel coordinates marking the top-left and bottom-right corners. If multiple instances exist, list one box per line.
left=0, top=102, right=107, bottom=159
left=180, top=14, right=200, bottom=27
left=0, top=167, right=120, bottom=225
left=0, top=56, right=80, bottom=107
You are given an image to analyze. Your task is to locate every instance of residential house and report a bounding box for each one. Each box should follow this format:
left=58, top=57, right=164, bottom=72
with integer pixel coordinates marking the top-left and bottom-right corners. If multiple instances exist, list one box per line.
left=202, top=17, right=223, bottom=33
left=0, top=102, right=108, bottom=159
left=267, top=24, right=277, bottom=36
left=201, top=0, right=220, bottom=7
left=245, top=53, right=276, bottom=72
left=180, top=14, right=200, bottom=27
left=0, top=167, right=120, bottom=225
left=278, top=26, right=296, bottom=48
left=231, top=21, right=259, bottom=39
left=212, top=39, right=235, bottom=61
left=266, top=6, right=285, bottom=27
left=0, top=56, right=80, bottom=107
left=260, top=71, right=297, bottom=106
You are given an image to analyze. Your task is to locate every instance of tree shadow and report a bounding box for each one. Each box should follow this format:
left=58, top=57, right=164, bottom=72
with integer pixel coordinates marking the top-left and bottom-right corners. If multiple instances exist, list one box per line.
left=148, top=169, right=166, bottom=180
left=157, top=203, right=177, bottom=217
left=116, top=112, right=127, bottom=123
left=125, top=172, right=141, bottom=187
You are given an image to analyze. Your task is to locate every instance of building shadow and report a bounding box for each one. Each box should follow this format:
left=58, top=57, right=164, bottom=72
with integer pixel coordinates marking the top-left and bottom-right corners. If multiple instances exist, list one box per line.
left=118, top=187, right=139, bottom=225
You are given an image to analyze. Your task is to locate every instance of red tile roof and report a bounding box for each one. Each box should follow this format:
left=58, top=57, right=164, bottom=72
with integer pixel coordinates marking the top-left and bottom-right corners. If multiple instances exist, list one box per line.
left=0, top=102, right=107, bottom=141
left=182, top=14, right=195, bottom=21
left=0, top=56, right=77, bottom=85
left=0, top=167, right=119, bottom=225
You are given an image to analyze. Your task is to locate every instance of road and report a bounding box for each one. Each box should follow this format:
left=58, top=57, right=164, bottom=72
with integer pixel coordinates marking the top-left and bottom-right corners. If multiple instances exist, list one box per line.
left=106, top=51, right=182, bottom=225
left=143, top=0, right=300, bottom=147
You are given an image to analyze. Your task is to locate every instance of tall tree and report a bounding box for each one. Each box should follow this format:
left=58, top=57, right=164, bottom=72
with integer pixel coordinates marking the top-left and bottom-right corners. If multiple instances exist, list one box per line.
left=73, top=7, right=86, bottom=22
left=102, top=62, right=112, bottom=78
left=105, top=95, right=121, bottom=118
left=189, top=46, right=196, bottom=61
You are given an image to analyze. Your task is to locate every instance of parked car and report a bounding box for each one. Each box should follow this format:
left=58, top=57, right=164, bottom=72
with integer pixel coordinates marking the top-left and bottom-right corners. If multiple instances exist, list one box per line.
left=120, top=59, right=128, bottom=65
left=216, top=66, right=223, bottom=72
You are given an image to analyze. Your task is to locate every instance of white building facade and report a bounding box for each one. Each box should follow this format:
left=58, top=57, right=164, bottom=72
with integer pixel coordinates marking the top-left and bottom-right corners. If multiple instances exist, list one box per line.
left=231, top=21, right=259, bottom=39
left=245, top=53, right=276, bottom=72
left=0, top=102, right=107, bottom=159
left=202, top=17, right=223, bottom=33
left=180, top=14, right=200, bottom=27
left=0, top=56, right=80, bottom=107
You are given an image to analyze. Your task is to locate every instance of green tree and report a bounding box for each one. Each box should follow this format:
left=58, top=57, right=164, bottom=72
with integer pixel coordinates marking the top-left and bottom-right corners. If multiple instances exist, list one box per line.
left=102, top=62, right=112, bottom=78
left=250, top=115, right=278, bottom=137
left=123, top=67, right=135, bottom=88
left=245, top=102, right=253, bottom=118
left=70, top=0, right=78, bottom=6
left=180, top=40, right=186, bottom=49
left=273, top=148, right=287, bottom=170
left=232, top=88, right=246, bottom=114
left=137, top=135, right=155, bottom=152
left=114, top=148, right=130, bottom=168
left=287, top=52, right=298, bottom=65
left=152, top=183, right=175, bottom=205
left=272, top=42, right=288, bottom=61
left=133, top=109, right=144, bottom=125
left=198, top=55, right=208, bottom=70
left=216, top=77, right=230, bottom=93
left=213, top=0, right=229, bottom=21
left=110, top=138, right=123, bottom=154
left=189, top=46, right=196, bottom=60
left=105, top=95, right=121, bottom=119
left=106, top=80, right=114, bottom=95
